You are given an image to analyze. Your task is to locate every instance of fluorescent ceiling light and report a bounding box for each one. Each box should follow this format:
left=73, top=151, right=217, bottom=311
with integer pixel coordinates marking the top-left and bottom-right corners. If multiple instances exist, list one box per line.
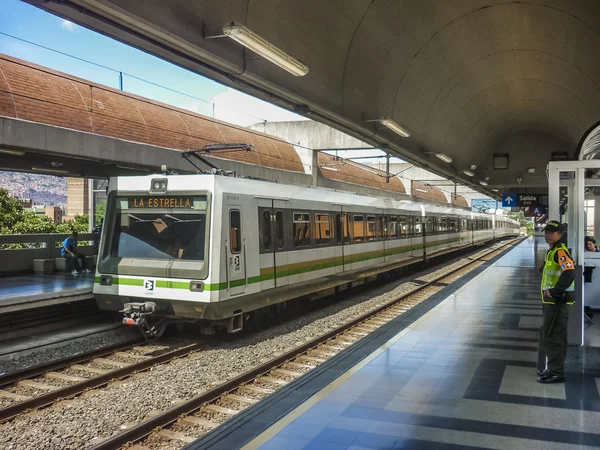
left=223, top=23, right=309, bottom=77
left=479, top=181, right=488, bottom=186
left=378, top=117, right=410, bottom=137
left=414, top=188, right=429, bottom=193
left=0, top=149, right=25, bottom=156
left=31, top=166, right=69, bottom=174
left=320, top=166, right=339, bottom=172
left=492, top=189, right=499, bottom=192
left=528, top=167, right=535, bottom=173
left=435, top=153, right=452, bottom=163
left=463, top=170, right=474, bottom=177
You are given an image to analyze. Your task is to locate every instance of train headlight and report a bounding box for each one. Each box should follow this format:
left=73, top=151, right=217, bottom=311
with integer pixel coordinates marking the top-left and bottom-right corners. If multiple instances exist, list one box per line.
left=189, top=281, right=204, bottom=292
left=150, top=178, right=168, bottom=192
left=100, top=275, right=113, bottom=286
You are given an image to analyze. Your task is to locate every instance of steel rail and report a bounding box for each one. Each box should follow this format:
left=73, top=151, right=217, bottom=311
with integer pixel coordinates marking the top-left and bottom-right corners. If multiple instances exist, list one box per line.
left=0, top=342, right=204, bottom=422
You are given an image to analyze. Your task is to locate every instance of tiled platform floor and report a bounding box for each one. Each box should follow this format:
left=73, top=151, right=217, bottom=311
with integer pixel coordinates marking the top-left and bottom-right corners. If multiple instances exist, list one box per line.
left=0, top=272, right=93, bottom=307
left=239, top=238, right=600, bottom=450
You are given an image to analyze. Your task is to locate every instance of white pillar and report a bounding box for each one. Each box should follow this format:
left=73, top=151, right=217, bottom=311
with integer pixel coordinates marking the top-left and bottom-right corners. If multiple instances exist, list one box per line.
left=594, top=196, right=600, bottom=242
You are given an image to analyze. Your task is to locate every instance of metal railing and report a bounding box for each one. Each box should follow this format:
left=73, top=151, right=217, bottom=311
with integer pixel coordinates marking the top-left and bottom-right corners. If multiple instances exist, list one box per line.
left=0, top=233, right=95, bottom=274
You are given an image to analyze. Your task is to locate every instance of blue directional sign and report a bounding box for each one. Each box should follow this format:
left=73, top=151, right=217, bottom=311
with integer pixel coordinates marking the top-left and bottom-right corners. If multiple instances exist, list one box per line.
left=502, top=193, right=516, bottom=208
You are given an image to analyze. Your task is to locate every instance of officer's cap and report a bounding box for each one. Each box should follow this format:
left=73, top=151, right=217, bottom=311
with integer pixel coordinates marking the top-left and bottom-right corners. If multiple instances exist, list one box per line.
left=543, top=220, right=564, bottom=233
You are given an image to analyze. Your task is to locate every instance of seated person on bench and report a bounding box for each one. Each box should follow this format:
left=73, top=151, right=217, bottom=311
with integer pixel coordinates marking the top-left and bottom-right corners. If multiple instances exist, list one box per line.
left=62, top=231, right=91, bottom=275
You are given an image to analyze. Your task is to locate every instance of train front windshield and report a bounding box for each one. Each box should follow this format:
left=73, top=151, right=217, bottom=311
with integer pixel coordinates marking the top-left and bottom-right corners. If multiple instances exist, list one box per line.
left=109, top=196, right=207, bottom=261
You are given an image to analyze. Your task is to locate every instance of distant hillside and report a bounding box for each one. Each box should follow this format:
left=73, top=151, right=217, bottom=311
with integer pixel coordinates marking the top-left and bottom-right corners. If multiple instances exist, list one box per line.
left=0, top=171, right=67, bottom=206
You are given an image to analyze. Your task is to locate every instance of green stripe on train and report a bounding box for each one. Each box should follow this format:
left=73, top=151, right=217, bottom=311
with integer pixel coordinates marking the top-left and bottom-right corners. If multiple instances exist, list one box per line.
left=94, top=237, right=460, bottom=291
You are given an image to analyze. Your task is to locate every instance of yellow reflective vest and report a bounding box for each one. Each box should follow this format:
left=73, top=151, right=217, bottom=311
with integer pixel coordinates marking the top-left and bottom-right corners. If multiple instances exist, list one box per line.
left=541, top=243, right=575, bottom=305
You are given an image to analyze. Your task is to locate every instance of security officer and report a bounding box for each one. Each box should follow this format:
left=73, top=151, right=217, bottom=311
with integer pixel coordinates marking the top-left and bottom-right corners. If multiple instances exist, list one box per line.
left=538, top=220, right=575, bottom=383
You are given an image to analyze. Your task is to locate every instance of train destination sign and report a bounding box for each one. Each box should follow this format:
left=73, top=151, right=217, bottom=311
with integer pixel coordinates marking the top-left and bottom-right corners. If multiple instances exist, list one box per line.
left=128, top=197, right=193, bottom=208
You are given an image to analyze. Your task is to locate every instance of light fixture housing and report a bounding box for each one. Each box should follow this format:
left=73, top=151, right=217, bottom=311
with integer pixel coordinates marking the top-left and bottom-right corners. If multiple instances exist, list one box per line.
left=528, top=167, right=535, bottom=173
left=31, top=166, right=69, bottom=175
left=435, top=153, right=452, bottom=163
left=378, top=117, right=410, bottom=137
left=492, top=188, right=499, bottom=192
left=479, top=181, right=488, bottom=186
left=414, top=188, right=429, bottom=194
left=222, top=23, right=309, bottom=76
left=0, top=149, right=25, bottom=156
left=469, top=164, right=477, bottom=170
left=463, top=170, right=475, bottom=177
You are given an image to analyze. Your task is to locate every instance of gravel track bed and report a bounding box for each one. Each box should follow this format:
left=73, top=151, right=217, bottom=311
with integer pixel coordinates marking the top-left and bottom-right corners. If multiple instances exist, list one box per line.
left=0, top=243, right=509, bottom=450
left=0, top=327, right=141, bottom=377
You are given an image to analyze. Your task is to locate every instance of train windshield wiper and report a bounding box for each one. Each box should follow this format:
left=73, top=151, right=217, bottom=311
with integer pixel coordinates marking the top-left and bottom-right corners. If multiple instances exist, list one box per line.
left=128, top=214, right=159, bottom=223
left=165, top=214, right=204, bottom=223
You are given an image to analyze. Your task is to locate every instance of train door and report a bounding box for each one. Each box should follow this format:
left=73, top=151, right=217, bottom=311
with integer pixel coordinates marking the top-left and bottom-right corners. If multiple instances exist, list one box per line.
left=227, top=207, right=246, bottom=295
left=258, top=199, right=288, bottom=289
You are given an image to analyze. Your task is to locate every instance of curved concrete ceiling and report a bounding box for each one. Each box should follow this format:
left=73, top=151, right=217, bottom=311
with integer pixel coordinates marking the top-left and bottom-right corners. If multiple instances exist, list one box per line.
left=27, top=0, right=600, bottom=195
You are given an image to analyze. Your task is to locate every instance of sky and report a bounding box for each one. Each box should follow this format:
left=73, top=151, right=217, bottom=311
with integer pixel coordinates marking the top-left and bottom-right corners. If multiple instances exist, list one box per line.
left=0, top=0, right=389, bottom=162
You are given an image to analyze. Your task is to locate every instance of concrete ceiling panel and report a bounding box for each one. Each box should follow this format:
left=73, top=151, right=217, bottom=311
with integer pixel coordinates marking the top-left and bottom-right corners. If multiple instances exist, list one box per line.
left=26, top=0, right=600, bottom=195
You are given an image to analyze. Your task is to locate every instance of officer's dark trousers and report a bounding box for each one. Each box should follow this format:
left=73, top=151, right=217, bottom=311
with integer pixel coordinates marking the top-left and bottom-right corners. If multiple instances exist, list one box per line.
left=539, top=302, right=569, bottom=375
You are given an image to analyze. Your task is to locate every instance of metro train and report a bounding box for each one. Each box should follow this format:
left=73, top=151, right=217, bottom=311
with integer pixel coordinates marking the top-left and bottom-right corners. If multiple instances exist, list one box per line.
left=93, top=174, right=519, bottom=336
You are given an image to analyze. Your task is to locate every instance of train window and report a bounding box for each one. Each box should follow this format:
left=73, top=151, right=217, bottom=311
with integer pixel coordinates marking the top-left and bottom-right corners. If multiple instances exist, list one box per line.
left=315, top=214, right=331, bottom=245
left=425, top=217, right=434, bottom=235
left=440, top=217, right=447, bottom=233
left=353, top=215, right=365, bottom=242
left=461, top=219, right=467, bottom=231
left=366, top=216, right=376, bottom=241
left=261, top=210, right=271, bottom=251
left=343, top=213, right=351, bottom=244
left=335, top=214, right=342, bottom=244
left=389, top=216, right=399, bottom=238
left=230, top=209, right=241, bottom=253
left=275, top=211, right=284, bottom=249
left=293, top=212, right=311, bottom=247
left=377, top=216, right=386, bottom=240
left=414, top=217, right=422, bottom=235
left=399, top=216, right=409, bottom=237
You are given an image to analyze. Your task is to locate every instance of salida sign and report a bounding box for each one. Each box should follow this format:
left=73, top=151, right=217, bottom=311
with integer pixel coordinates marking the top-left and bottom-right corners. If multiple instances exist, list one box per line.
left=517, top=194, right=544, bottom=207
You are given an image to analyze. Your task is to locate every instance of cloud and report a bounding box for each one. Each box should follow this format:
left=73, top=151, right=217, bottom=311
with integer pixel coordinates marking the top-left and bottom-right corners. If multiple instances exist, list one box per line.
left=210, top=88, right=308, bottom=127
left=60, top=20, right=77, bottom=32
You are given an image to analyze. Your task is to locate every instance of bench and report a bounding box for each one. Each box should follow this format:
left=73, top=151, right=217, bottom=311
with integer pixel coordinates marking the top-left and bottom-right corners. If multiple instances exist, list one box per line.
left=33, top=259, right=55, bottom=274
left=55, top=255, right=96, bottom=272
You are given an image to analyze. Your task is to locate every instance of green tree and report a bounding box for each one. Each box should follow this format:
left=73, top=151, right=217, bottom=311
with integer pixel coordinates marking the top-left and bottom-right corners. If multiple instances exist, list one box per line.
left=56, top=214, right=89, bottom=233
left=5, top=211, right=57, bottom=234
left=95, top=200, right=106, bottom=225
left=0, top=188, right=24, bottom=230
left=507, top=210, right=533, bottom=236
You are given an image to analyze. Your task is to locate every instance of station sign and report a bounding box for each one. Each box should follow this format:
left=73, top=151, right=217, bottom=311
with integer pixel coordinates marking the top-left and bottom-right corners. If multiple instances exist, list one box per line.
left=502, top=193, right=547, bottom=208
left=524, top=206, right=548, bottom=217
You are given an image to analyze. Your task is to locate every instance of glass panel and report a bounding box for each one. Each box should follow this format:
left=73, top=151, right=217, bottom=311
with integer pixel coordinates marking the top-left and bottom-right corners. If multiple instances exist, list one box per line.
left=353, top=215, right=365, bottom=242
left=343, top=214, right=351, bottom=244
left=389, top=216, right=398, bottom=238
left=110, top=211, right=207, bottom=260
left=414, top=218, right=422, bottom=235
left=275, top=211, right=284, bottom=249
left=230, top=210, right=241, bottom=253
left=399, top=216, right=409, bottom=237
left=425, top=217, right=434, bottom=235
left=261, top=210, right=271, bottom=251
left=315, top=214, right=331, bottom=245
left=293, top=212, right=311, bottom=247
left=366, top=215, right=376, bottom=241
left=336, top=214, right=342, bottom=244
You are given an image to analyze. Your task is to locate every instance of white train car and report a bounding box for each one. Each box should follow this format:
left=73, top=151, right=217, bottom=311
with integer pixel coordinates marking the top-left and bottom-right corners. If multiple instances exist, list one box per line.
left=93, top=174, right=518, bottom=335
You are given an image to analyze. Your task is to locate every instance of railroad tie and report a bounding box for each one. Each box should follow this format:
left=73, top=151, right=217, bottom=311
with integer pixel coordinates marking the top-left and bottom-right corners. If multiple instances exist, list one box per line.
left=71, top=365, right=109, bottom=375
left=45, top=372, right=88, bottom=382
left=114, top=352, right=151, bottom=360
left=239, top=385, right=274, bottom=395
left=92, top=358, right=130, bottom=368
left=298, top=355, right=325, bottom=364
left=0, top=390, right=32, bottom=401
left=17, top=380, right=59, bottom=391
left=203, top=404, right=239, bottom=416
left=179, top=416, right=219, bottom=429
left=224, top=394, right=257, bottom=405
left=286, top=361, right=315, bottom=370
left=155, top=429, right=197, bottom=444
left=272, top=368, right=303, bottom=378
left=258, top=376, right=288, bottom=386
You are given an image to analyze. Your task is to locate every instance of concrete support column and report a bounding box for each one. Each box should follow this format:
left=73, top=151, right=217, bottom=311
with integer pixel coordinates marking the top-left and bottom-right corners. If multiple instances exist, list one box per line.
left=311, top=150, right=318, bottom=186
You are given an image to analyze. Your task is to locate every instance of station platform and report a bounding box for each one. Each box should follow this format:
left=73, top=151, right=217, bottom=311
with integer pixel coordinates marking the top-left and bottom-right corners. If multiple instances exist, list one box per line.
left=0, top=272, right=94, bottom=313
left=190, top=237, right=600, bottom=450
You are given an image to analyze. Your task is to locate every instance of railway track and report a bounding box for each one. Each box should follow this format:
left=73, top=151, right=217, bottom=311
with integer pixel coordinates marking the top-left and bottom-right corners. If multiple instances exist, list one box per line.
left=84, top=238, right=521, bottom=450
left=0, top=340, right=203, bottom=422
